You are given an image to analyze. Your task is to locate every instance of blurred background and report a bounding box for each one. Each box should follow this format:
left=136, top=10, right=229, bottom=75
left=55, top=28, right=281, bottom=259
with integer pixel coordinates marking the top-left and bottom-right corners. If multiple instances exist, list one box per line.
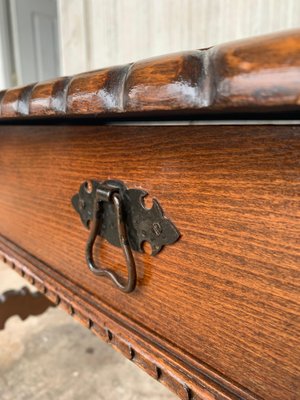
left=1, top=0, right=300, bottom=90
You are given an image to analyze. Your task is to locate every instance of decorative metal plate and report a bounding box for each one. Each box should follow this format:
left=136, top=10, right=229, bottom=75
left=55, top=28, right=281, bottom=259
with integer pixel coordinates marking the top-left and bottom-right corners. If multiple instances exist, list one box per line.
left=72, top=179, right=180, bottom=256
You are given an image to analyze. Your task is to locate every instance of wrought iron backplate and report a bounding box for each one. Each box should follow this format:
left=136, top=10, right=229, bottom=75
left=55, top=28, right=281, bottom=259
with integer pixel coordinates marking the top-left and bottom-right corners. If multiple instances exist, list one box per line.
left=72, top=179, right=180, bottom=256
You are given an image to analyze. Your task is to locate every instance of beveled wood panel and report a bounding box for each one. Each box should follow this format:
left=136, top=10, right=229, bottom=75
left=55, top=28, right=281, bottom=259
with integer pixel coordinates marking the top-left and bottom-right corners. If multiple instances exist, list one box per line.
left=0, top=29, right=300, bottom=119
left=0, top=124, right=299, bottom=400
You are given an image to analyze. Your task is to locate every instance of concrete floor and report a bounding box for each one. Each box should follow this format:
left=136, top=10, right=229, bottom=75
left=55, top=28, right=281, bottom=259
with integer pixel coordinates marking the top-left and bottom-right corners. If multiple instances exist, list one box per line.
left=0, top=262, right=176, bottom=399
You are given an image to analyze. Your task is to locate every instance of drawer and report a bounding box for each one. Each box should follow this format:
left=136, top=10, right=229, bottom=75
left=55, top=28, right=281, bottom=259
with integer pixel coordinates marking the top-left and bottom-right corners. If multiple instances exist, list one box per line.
left=0, top=123, right=299, bottom=400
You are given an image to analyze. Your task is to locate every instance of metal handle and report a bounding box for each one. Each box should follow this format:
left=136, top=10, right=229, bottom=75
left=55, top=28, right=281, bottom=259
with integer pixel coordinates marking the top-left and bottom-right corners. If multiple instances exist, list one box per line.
left=85, top=188, right=137, bottom=293
left=72, top=179, right=180, bottom=293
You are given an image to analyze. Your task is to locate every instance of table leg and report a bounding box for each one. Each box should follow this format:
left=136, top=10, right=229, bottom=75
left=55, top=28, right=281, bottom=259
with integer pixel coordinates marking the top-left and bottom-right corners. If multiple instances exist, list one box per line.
left=0, top=286, right=55, bottom=330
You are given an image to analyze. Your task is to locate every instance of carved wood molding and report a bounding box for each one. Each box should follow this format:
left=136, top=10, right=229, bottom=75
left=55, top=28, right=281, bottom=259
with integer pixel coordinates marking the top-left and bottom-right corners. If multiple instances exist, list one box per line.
left=0, top=29, right=300, bottom=120
left=0, top=235, right=258, bottom=400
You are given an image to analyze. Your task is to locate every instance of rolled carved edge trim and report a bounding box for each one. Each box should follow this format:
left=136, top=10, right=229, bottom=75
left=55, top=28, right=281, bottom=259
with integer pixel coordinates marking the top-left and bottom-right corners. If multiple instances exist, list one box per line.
left=0, top=29, right=300, bottom=119
left=0, top=238, right=258, bottom=400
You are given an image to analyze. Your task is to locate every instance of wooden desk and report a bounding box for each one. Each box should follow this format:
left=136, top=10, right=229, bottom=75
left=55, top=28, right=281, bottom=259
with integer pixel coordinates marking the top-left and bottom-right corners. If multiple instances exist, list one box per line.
left=0, top=30, right=299, bottom=400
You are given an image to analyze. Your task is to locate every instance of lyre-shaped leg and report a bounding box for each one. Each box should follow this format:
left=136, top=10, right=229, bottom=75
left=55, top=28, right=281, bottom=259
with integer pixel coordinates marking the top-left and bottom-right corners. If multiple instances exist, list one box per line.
left=0, top=286, right=55, bottom=330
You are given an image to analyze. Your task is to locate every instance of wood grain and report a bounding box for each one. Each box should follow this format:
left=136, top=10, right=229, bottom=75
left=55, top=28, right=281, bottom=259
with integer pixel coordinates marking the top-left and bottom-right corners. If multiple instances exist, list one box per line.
left=0, top=29, right=300, bottom=119
left=0, top=242, right=224, bottom=400
left=0, top=124, right=299, bottom=400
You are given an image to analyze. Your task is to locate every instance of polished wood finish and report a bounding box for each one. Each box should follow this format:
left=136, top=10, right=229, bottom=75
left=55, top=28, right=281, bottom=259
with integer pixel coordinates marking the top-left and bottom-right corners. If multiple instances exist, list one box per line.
left=0, top=29, right=300, bottom=119
left=0, top=124, right=299, bottom=400
left=0, top=286, right=55, bottom=330
left=0, top=29, right=299, bottom=400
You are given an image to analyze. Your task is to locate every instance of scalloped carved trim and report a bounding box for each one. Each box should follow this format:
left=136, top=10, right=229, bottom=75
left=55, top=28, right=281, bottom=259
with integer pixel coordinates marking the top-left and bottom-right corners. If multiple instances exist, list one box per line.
left=0, top=29, right=300, bottom=120
left=0, top=238, right=257, bottom=400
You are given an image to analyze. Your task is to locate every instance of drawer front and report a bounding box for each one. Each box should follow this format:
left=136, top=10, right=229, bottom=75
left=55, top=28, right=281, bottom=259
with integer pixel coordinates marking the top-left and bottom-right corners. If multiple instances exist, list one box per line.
left=0, top=124, right=299, bottom=400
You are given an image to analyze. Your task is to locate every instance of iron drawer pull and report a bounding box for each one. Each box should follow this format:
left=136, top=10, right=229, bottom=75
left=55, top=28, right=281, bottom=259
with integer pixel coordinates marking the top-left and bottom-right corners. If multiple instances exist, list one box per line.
left=72, top=179, right=180, bottom=294
left=86, top=187, right=137, bottom=293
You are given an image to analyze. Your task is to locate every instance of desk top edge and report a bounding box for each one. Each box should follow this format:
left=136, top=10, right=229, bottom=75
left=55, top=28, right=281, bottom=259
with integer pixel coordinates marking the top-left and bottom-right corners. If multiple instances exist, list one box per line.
left=0, top=29, right=300, bottom=121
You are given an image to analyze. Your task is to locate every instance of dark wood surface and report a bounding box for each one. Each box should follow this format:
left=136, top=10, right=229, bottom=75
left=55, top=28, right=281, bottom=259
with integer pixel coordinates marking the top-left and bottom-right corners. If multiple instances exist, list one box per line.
left=0, top=28, right=299, bottom=400
left=0, top=29, right=300, bottom=119
left=0, top=124, right=299, bottom=400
